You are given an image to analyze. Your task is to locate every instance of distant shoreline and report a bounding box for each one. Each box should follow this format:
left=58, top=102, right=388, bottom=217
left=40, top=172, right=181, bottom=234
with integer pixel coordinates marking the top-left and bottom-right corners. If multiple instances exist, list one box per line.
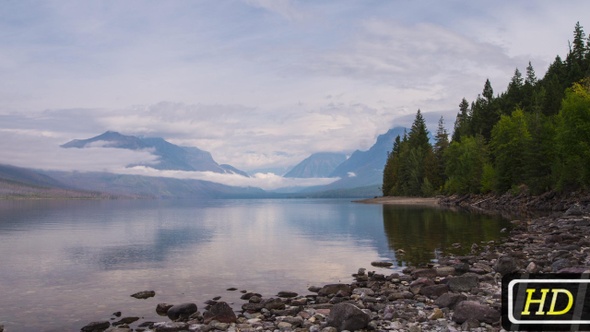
left=354, top=196, right=440, bottom=206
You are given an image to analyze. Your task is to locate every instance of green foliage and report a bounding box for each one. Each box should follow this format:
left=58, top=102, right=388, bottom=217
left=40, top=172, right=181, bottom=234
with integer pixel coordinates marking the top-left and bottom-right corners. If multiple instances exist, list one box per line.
left=382, top=110, right=441, bottom=197
left=443, top=135, right=488, bottom=194
left=383, top=22, right=590, bottom=196
left=490, top=109, right=532, bottom=192
left=554, top=81, right=590, bottom=189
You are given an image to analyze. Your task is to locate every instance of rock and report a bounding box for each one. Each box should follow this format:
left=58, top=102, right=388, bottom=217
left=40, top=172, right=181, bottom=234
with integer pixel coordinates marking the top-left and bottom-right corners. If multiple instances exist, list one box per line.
left=446, top=274, right=479, bottom=292
left=277, top=291, right=298, bottom=298
left=152, top=321, right=189, bottom=332
left=371, top=261, right=393, bottom=267
left=565, top=203, right=584, bottom=216
left=419, top=284, right=449, bottom=298
left=452, top=300, right=500, bottom=324
left=525, top=261, right=540, bottom=273
left=352, top=287, right=375, bottom=296
left=226, top=287, right=237, bottom=291
left=203, top=301, right=237, bottom=324
left=411, top=268, right=437, bottom=279
left=461, top=318, right=480, bottom=330
left=104, top=327, right=131, bottom=332
left=551, top=258, right=571, bottom=272
left=308, top=285, right=322, bottom=293
left=429, top=308, right=444, bottom=320
left=240, top=292, right=262, bottom=300
left=318, top=284, right=351, bottom=297
left=326, top=302, right=370, bottom=331
left=113, top=317, right=139, bottom=326
left=166, top=303, right=198, bottom=321
left=453, top=262, right=470, bottom=273
left=130, top=290, right=156, bottom=299
left=81, top=321, right=111, bottom=332
left=435, top=266, right=456, bottom=276
left=434, top=293, right=467, bottom=309
left=277, top=321, right=292, bottom=329
left=493, top=255, right=519, bottom=275
left=409, top=277, right=434, bottom=294
left=264, top=298, right=286, bottom=310
left=242, top=302, right=264, bottom=312
left=156, top=303, right=173, bottom=316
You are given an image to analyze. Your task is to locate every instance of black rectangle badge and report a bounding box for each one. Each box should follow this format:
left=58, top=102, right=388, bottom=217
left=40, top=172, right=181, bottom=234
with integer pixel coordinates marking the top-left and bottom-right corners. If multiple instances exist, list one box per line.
left=502, top=273, right=590, bottom=331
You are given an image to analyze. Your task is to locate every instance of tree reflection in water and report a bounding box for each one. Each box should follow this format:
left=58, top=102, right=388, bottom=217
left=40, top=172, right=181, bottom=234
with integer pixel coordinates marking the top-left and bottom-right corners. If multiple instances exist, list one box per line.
left=382, top=205, right=511, bottom=267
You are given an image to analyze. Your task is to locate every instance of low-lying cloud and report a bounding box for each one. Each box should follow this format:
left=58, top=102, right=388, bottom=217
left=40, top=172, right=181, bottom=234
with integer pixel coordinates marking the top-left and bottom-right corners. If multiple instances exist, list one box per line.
left=119, top=166, right=339, bottom=191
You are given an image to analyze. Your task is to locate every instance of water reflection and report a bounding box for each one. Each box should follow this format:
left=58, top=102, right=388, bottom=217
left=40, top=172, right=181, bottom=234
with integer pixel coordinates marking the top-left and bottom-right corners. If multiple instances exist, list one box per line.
left=382, top=205, right=511, bottom=267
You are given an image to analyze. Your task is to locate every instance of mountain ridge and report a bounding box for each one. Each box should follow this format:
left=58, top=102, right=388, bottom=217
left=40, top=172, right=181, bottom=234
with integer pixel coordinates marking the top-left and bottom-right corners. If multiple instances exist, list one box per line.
left=284, top=152, right=347, bottom=178
left=61, top=131, right=249, bottom=176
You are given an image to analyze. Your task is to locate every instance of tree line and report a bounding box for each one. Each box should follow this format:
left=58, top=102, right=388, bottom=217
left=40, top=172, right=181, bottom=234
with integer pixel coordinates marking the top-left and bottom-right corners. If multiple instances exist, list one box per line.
left=383, top=22, right=590, bottom=197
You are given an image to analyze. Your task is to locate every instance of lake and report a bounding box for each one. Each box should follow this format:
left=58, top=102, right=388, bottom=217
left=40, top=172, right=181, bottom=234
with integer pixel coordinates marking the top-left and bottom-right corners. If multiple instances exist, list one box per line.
left=0, top=198, right=510, bottom=331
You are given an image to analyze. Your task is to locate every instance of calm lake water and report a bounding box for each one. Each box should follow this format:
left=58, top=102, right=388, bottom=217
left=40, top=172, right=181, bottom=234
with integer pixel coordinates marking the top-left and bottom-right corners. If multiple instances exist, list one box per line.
left=0, top=198, right=510, bottom=331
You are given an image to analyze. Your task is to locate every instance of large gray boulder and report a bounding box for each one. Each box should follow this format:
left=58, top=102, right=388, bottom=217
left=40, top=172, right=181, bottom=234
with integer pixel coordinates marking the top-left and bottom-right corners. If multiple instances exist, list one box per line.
left=326, top=302, right=370, bottom=331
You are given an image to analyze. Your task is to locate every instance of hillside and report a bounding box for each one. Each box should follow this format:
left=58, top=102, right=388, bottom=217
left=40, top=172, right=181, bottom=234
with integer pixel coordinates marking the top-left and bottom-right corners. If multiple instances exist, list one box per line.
left=0, top=164, right=115, bottom=199
left=284, top=152, right=347, bottom=178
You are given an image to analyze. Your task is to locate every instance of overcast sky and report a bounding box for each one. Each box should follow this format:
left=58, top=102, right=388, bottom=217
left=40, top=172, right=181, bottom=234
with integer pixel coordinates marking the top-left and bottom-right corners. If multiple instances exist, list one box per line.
left=0, top=1, right=588, bottom=186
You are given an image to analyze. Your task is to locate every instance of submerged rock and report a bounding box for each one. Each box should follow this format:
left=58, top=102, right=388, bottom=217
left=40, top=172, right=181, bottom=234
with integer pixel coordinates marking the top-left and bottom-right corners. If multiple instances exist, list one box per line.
left=130, top=290, right=156, bottom=299
left=166, top=303, right=198, bottom=321
left=81, top=321, right=110, bottom=332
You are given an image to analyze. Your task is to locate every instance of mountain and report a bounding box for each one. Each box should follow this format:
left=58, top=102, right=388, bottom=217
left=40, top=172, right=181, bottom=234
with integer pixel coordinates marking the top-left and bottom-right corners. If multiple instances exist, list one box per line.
left=284, top=152, right=347, bottom=178
left=0, top=164, right=116, bottom=199
left=61, top=131, right=249, bottom=176
left=300, top=126, right=408, bottom=197
left=329, top=127, right=407, bottom=179
left=44, top=170, right=267, bottom=199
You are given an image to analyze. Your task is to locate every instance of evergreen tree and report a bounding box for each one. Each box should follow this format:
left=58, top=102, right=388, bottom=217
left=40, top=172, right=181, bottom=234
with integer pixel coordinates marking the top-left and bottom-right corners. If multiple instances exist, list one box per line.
left=525, top=110, right=555, bottom=194
left=504, top=68, right=524, bottom=114
left=433, top=116, right=449, bottom=190
left=444, top=135, right=488, bottom=194
left=490, top=109, right=532, bottom=192
left=525, top=61, right=537, bottom=86
left=540, top=56, right=567, bottom=116
left=382, top=135, right=401, bottom=196
left=452, top=98, right=470, bottom=142
left=471, top=79, right=500, bottom=141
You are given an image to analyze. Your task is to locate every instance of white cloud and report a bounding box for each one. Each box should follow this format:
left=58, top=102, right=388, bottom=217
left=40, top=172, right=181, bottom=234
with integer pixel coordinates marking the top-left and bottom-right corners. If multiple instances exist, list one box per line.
left=0, top=129, right=158, bottom=172
left=119, top=166, right=339, bottom=191
left=1, top=1, right=589, bottom=178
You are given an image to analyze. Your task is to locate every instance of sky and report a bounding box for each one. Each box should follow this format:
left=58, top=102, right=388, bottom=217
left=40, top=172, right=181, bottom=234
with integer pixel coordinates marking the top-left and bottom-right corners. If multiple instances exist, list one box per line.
left=0, top=1, right=588, bottom=188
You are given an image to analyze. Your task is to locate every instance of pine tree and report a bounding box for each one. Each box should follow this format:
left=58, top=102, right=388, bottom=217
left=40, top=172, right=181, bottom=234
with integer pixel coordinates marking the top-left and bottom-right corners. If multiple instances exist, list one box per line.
left=433, top=116, right=450, bottom=190
left=452, top=98, right=470, bottom=142
left=504, top=68, right=524, bottom=114
left=471, top=79, right=499, bottom=141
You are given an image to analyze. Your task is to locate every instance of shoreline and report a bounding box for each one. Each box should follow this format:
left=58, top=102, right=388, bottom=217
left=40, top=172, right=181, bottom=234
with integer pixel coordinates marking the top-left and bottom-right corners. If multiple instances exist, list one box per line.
left=80, top=195, right=589, bottom=332
left=354, top=196, right=440, bottom=207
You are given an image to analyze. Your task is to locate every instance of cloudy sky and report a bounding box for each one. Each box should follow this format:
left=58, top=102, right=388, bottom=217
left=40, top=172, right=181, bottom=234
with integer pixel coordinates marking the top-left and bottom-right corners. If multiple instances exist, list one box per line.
left=0, top=1, right=588, bottom=186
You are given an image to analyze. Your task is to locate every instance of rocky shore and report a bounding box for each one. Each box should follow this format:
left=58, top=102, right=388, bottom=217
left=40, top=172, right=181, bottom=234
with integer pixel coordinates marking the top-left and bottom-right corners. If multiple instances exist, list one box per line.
left=80, top=194, right=590, bottom=332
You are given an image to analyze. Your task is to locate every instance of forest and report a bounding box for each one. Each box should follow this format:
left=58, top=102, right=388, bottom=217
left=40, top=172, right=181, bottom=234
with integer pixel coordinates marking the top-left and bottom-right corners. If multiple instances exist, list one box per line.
left=382, top=22, right=590, bottom=197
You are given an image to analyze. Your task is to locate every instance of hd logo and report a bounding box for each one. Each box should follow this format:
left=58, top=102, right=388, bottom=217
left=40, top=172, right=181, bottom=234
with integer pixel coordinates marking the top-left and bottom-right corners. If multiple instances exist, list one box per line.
left=502, top=273, right=590, bottom=331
